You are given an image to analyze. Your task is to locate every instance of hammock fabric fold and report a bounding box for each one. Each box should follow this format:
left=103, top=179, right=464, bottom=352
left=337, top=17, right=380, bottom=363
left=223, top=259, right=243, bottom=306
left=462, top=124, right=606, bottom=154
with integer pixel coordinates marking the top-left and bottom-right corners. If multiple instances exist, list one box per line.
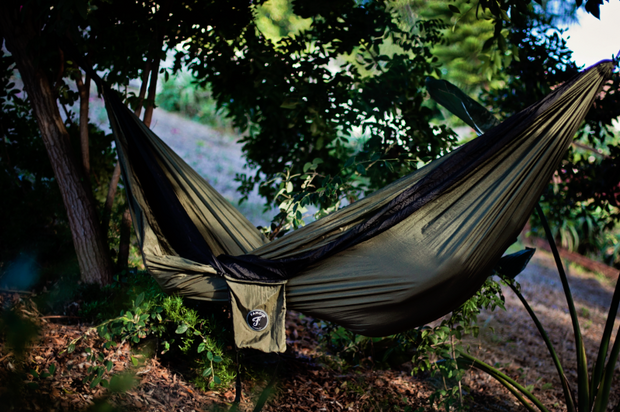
left=103, top=61, right=613, bottom=352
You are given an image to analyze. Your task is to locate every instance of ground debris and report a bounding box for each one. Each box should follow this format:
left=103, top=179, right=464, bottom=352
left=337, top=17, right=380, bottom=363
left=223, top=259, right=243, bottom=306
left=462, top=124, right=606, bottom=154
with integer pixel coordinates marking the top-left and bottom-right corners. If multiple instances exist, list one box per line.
left=1, top=251, right=619, bottom=411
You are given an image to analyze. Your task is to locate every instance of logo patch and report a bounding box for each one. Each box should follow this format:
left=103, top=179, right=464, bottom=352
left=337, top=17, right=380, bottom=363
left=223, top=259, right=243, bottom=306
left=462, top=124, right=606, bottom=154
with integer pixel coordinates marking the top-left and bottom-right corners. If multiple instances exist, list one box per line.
left=246, top=309, right=269, bottom=332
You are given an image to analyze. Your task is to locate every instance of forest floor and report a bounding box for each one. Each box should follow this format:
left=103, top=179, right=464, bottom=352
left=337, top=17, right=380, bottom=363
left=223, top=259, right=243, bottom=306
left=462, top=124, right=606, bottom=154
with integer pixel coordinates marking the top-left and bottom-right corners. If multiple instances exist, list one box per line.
left=2, top=250, right=619, bottom=411
left=2, top=109, right=619, bottom=411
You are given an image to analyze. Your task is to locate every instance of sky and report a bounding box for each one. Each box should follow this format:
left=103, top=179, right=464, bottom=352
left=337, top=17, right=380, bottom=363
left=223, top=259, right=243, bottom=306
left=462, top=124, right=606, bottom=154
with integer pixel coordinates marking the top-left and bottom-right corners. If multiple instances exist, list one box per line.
left=562, top=0, right=620, bottom=67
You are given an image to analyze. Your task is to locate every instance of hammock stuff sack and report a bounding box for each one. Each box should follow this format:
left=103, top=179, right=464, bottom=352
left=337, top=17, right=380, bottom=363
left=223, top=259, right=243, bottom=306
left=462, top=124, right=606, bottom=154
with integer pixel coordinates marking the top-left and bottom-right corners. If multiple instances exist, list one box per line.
left=103, top=61, right=613, bottom=353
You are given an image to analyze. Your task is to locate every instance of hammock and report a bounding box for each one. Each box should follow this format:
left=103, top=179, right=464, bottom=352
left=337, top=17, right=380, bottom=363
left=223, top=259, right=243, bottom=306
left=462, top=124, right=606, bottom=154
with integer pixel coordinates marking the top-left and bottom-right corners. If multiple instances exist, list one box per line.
left=103, top=61, right=613, bottom=352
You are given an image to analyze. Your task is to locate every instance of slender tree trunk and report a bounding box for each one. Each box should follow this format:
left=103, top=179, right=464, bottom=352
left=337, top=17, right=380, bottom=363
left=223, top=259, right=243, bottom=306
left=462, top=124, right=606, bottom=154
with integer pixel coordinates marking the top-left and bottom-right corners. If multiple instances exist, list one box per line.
left=76, top=71, right=91, bottom=177
left=117, top=207, right=132, bottom=272
left=100, top=161, right=121, bottom=232
left=117, top=55, right=161, bottom=269
left=0, top=3, right=114, bottom=285
left=102, top=60, right=154, bottom=268
left=142, top=57, right=160, bottom=128
left=101, top=60, right=151, bottom=235
left=133, top=60, right=151, bottom=118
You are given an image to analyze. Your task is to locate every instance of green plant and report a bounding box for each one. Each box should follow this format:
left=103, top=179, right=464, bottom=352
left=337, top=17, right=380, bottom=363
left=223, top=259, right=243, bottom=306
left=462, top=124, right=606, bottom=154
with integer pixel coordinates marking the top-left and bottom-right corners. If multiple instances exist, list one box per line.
left=156, top=71, right=234, bottom=132
left=459, top=205, right=620, bottom=412
left=66, top=289, right=236, bottom=391
left=404, top=277, right=507, bottom=411
left=317, top=275, right=508, bottom=411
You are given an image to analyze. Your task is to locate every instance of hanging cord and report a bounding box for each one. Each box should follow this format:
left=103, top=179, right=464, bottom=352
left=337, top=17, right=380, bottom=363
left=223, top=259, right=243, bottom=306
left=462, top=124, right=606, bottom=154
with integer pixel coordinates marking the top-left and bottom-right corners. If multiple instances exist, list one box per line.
left=252, top=354, right=280, bottom=412
left=233, top=349, right=242, bottom=405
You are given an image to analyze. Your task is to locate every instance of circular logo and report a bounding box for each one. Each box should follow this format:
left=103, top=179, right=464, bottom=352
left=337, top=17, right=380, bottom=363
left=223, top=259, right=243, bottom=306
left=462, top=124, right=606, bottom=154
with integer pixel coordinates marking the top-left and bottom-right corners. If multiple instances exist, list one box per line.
left=246, top=309, right=269, bottom=332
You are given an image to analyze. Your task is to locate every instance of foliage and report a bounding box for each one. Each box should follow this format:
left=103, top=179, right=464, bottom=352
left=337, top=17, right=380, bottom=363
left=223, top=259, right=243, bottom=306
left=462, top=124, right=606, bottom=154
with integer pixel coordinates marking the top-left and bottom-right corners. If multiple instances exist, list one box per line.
left=3, top=1, right=619, bottom=409
left=477, top=19, right=620, bottom=265
left=404, top=277, right=507, bottom=410
left=464, top=208, right=620, bottom=412
left=427, top=29, right=620, bottom=409
left=401, top=0, right=509, bottom=90
left=178, top=0, right=456, bottom=208
left=318, top=276, right=507, bottom=410
left=157, top=71, right=234, bottom=131
left=0, top=53, right=75, bottom=282
left=65, top=272, right=236, bottom=390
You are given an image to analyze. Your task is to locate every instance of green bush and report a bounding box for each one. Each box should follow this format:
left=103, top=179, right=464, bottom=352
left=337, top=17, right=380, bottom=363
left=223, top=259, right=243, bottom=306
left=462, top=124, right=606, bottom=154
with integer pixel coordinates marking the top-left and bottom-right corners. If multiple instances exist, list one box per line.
left=68, top=271, right=236, bottom=390
left=157, top=71, right=233, bottom=132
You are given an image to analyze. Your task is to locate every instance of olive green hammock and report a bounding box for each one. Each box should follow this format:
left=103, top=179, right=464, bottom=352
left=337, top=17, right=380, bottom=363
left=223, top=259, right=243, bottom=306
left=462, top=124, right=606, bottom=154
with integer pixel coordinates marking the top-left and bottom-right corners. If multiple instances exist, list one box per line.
left=102, top=61, right=612, bottom=353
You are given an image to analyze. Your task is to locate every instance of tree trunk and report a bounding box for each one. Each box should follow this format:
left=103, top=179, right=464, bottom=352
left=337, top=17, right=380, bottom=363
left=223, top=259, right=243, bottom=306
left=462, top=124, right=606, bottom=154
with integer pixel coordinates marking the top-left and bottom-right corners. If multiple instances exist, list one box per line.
left=100, top=161, right=122, bottom=232
left=117, top=207, right=132, bottom=273
left=142, top=57, right=160, bottom=128
left=0, top=3, right=114, bottom=285
left=133, top=60, right=151, bottom=118
left=76, top=71, right=91, bottom=177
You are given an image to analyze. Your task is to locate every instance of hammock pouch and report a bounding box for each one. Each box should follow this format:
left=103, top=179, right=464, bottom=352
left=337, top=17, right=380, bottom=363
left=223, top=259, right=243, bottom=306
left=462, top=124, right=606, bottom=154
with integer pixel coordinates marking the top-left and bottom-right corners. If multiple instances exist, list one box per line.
left=225, top=277, right=287, bottom=353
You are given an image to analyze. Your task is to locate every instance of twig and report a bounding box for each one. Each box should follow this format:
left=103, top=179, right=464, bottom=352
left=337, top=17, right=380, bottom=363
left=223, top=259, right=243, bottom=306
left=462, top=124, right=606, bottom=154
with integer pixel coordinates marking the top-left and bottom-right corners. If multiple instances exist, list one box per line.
left=0, top=288, right=33, bottom=295
left=0, top=352, right=14, bottom=363
left=41, top=315, right=82, bottom=319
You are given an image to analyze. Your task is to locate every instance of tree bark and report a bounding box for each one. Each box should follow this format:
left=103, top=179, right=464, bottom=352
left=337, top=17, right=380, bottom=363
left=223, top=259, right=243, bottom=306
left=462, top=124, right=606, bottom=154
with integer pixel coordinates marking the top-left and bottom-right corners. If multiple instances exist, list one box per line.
left=142, top=57, right=160, bottom=128
left=76, top=71, right=91, bottom=177
left=100, top=161, right=122, bottom=232
left=0, top=3, right=114, bottom=285
left=133, top=60, right=151, bottom=118
left=117, top=207, right=132, bottom=273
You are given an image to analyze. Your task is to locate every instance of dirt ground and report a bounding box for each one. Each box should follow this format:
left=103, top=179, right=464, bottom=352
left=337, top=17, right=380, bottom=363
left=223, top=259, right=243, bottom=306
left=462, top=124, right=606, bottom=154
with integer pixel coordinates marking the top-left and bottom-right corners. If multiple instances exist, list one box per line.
left=2, top=108, right=619, bottom=411
left=1, top=250, right=618, bottom=411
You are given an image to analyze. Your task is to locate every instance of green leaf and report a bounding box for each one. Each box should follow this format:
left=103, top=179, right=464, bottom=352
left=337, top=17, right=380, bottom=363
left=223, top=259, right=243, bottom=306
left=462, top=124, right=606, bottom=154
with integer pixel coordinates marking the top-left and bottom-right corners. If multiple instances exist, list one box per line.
left=109, top=373, right=138, bottom=393
left=135, top=292, right=144, bottom=307
left=448, top=4, right=460, bottom=13
left=214, top=375, right=222, bottom=384
left=131, top=356, right=139, bottom=366
left=105, top=360, right=114, bottom=372
left=67, top=343, right=75, bottom=354
left=48, top=364, right=56, bottom=375
left=207, top=351, right=214, bottom=361
left=175, top=324, right=189, bottom=334
left=197, top=342, right=206, bottom=353
left=90, top=377, right=102, bottom=388
left=344, top=156, right=355, bottom=168
left=213, top=355, right=222, bottom=363
left=425, top=77, right=500, bottom=135
left=202, top=367, right=213, bottom=377
left=495, top=248, right=536, bottom=279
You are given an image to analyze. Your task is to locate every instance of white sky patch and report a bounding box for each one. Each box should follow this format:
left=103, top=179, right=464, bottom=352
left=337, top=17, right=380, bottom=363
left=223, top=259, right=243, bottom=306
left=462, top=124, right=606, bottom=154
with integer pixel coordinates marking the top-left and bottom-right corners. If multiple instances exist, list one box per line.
left=562, top=1, right=620, bottom=68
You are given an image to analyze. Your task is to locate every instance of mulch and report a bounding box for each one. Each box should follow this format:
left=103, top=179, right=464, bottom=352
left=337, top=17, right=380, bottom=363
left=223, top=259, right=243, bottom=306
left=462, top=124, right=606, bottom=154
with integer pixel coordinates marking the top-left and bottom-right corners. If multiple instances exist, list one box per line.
left=1, top=249, right=619, bottom=411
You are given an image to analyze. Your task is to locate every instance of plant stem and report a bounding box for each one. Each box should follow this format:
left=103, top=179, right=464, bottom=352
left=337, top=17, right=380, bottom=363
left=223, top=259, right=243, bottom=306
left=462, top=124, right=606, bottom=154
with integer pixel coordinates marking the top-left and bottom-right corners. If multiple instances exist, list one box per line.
left=493, top=373, right=539, bottom=412
left=507, top=281, right=576, bottom=412
left=459, top=353, right=550, bottom=412
left=450, top=333, right=463, bottom=408
left=535, top=204, right=589, bottom=410
left=592, top=322, right=620, bottom=412
left=590, top=274, right=620, bottom=408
